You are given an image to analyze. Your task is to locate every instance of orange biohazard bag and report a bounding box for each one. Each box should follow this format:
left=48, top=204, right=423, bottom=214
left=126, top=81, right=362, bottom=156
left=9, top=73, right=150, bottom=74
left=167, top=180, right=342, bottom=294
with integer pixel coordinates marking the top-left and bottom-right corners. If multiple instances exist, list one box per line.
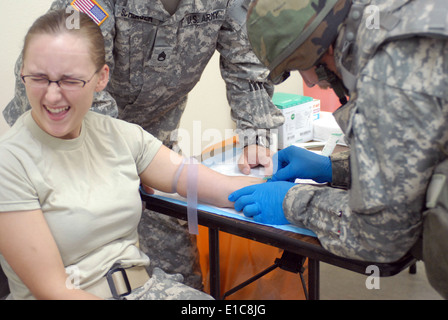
left=197, top=226, right=308, bottom=300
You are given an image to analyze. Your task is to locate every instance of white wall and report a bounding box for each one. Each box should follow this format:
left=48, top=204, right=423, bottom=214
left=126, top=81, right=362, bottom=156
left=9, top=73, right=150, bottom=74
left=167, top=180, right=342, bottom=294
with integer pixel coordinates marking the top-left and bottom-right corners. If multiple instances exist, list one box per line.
left=0, top=1, right=303, bottom=155
left=0, top=0, right=55, bottom=136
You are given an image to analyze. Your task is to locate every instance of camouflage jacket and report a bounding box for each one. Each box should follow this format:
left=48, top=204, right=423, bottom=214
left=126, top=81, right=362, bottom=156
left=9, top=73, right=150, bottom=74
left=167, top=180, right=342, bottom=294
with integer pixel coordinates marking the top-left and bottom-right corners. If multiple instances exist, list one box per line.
left=284, top=0, right=448, bottom=262
left=3, top=0, right=284, bottom=147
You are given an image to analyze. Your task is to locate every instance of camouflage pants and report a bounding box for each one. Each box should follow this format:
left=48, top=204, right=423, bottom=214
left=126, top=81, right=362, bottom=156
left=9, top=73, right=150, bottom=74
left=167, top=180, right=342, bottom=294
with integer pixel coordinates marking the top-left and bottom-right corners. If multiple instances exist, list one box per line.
left=121, top=267, right=212, bottom=300
left=137, top=208, right=203, bottom=290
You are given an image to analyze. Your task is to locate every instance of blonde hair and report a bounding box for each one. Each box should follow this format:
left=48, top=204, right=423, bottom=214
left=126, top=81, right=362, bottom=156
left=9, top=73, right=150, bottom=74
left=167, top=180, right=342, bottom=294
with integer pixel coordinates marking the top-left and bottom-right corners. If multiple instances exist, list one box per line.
left=22, top=8, right=106, bottom=70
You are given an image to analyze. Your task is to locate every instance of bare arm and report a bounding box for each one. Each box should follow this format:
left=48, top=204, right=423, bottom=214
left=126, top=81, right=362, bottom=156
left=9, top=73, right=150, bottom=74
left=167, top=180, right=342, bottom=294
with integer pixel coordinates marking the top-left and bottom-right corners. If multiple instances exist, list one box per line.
left=0, top=209, right=101, bottom=300
left=139, top=145, right=264, bottom=207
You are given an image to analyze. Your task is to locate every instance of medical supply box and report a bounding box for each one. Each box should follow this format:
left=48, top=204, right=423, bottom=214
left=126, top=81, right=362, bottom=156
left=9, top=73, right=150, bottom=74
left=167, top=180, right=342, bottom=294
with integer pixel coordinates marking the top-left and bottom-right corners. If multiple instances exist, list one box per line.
left=273, top=93, right=320, bottom=149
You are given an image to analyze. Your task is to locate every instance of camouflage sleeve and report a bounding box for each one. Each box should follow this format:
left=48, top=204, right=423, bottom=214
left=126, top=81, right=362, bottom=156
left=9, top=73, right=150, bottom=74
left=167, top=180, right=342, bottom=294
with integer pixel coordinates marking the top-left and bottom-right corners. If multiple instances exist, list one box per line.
left=283, top=37, right=448, bottom=263
left=217, top=0, right=284, bottom=148
left=329, top=150, right=350, bottom=189
left=87, top=0, right=119, bottom=118
left=2, top=0, right=118, bottom=127
left=3, top=57, right=28, bottom=126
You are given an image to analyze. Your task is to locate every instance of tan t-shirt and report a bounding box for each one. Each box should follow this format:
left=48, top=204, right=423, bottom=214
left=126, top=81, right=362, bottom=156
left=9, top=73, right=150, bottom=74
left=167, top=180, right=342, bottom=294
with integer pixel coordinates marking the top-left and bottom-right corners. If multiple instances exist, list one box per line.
left=0, top=111, right=162, bottom=299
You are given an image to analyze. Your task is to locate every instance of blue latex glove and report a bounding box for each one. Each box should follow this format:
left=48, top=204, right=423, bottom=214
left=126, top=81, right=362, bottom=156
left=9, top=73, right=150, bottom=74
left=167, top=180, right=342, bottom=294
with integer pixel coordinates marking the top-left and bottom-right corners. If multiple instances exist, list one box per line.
left=228, top=181, right=296, bottom=225
left=271, top=146, right=332, bottom=183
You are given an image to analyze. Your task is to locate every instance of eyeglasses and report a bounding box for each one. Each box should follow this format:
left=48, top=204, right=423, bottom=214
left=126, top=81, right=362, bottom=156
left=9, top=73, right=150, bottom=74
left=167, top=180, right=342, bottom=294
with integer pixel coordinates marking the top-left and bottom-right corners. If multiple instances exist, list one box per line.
left=21, top=71, right=98, bottom=91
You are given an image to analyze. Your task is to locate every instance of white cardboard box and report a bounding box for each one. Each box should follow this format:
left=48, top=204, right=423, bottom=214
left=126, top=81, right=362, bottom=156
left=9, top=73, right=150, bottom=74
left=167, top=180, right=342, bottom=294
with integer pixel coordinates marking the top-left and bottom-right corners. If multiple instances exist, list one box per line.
left=313, top=111, right=346, bottom=145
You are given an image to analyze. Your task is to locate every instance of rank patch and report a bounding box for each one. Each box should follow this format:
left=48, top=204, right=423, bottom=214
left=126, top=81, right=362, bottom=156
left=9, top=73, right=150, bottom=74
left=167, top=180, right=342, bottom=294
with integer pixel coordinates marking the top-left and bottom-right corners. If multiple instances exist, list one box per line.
left=71, top=0, right=109, bottom=26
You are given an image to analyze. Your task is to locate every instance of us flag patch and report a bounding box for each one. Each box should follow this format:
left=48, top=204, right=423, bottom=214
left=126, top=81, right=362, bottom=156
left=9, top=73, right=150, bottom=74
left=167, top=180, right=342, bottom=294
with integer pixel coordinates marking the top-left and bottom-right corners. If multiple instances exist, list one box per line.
left=71, top=0, right=109, bottom=26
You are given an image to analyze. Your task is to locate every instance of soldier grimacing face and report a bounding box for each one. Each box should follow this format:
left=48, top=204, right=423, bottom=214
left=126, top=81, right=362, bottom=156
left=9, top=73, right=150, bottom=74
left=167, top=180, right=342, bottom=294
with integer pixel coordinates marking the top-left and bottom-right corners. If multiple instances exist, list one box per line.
left=22, top=32, right=109, bottom=140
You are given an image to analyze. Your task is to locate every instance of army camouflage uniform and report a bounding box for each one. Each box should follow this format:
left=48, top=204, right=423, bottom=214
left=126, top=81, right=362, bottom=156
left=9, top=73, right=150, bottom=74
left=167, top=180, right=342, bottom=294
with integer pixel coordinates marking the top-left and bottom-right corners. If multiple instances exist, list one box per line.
left=4, top=0, right=284, bottom=289
left=249, top=0, right=448, bottom=262
left=119, top=268, right=213, bottom=300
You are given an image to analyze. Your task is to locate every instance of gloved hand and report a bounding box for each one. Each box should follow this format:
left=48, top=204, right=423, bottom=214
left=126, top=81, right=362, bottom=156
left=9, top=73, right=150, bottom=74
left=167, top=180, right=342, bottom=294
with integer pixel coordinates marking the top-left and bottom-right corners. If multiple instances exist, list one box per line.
left=228, top=181, right=296, bottom=225
left=271, top=146, right=332, bottom=183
